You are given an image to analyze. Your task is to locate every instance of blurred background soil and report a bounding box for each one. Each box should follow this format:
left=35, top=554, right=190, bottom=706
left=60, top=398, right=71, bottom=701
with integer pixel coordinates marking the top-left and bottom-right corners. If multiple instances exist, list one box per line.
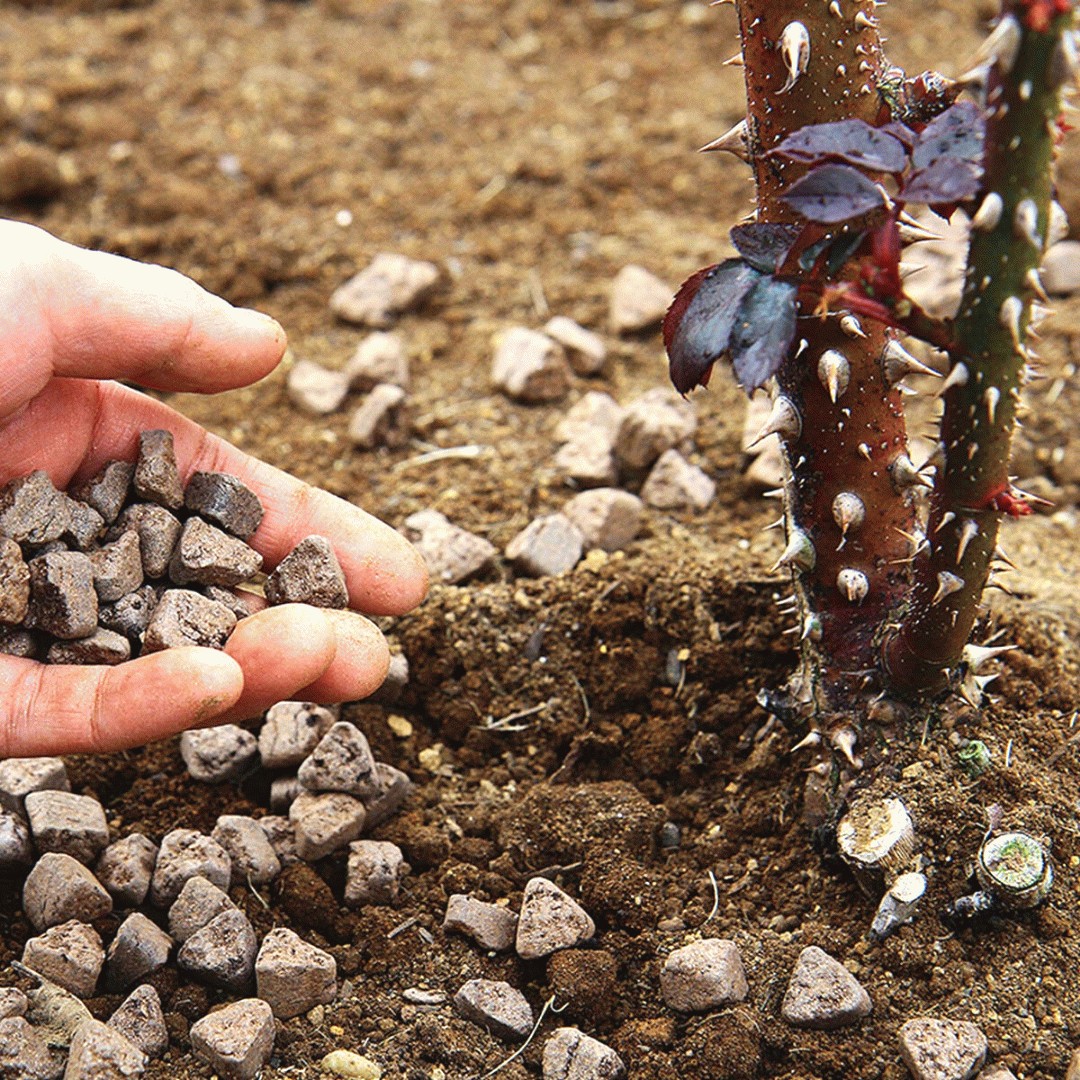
left=1, top=1, right=1079, bottom=1077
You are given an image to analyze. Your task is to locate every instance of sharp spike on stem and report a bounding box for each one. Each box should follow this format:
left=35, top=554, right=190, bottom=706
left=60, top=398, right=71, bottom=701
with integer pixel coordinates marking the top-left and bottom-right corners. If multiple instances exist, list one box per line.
left=830, top=727, right=862, bottom=768
left=962, top=642, right=1016, bottom=672
left=984, top=386, right=1001, bottom=423
left=971, top=191, right=1004, bottom=232
left=938, top=361, right=970, bottom=396
left=956, top=519, right=979, bottom=563
left=772, top=527, right=817, bottom=574
left=779, top=21, right=811, bottom=92
left=748, top=394, right=802, bottom=447
left=818, top=349, right=851, bottom=403
left=790, top=730, right=822, bottom=753
left=931, top=571, right=964, bottom=605
left=699, top=119, right=750, bottom=160
left=882, top=339, right=940, bottom=386
left=836, top=567, right=870, bottom=604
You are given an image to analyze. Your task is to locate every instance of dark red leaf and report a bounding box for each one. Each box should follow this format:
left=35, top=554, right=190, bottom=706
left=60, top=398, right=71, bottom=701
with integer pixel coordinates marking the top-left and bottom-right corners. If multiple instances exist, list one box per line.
left=781, top=164, right=886, bottom=224
left=901, top=157, right=982, bottom=205
left=774, top=119, right=908, bottom=173
left=665, top=260, right=761, bottom=394
left=731, top=277, right=799, bottom=393
left=729, top=223, right=802, bottom=273
left=911, top=100, right=985, bottom=169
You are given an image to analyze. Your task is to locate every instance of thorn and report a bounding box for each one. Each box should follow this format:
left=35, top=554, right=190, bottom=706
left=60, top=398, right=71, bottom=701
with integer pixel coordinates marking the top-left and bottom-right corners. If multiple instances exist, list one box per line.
left=830, top=727, right=862, bottom=769
left=748, top=394, right=802, bottom=447
left=839, top=313, right=865, bottom=338
left=993, top=544, right=1017, bottom=569
left=790, top=730, right=822, bottom=753
left=818, top=350, right=851, bottom=403
left=1048, top=202, right=1070, bottom=248
left=762, top=488, right=785, bottom=500
left=971, top=191, right=1004, bottom=232
left=779, top=21, right=811, bottom=93
left=857, top=443, right=872, bottom=461
left=832, top=492, right=866, bottom=549
left=762, top=516, right=785, bottom=532
left=984, top=386, right=1000, bottom=423
left=956, top=518, right=979, bottom=563
left=931, top=571, right=965, bottom=605
left=722, top=52, right=745, bottom=67
left=1050, top=28, right=1080, bottom=90
left=962, top=643, right=1016, bottom=672
left=935, top=510, right=956, bottom=533
left=999, top=296, right=1025, bottom=351
left=1014, top=198, right=1043, bottom=251
left=1025, top=267, right=1050, bottom=303
left=772, top=527, right=817, bottom=574
left=890, top=453, right=932, bottom=493
left=800, top=613, right=822, bottom=641
left=829, top=0, right=843, bottom=16
left=973, top=13, right=1022, bottom=75
left=853, top=10, right=876, bottom=29
left=836, top=567, right=870, bottom=604
left=699, top=119, right=750, bottom=161
left=939, top=361, right=970, bottom=396
left=882, top=339, right=940, bottom=386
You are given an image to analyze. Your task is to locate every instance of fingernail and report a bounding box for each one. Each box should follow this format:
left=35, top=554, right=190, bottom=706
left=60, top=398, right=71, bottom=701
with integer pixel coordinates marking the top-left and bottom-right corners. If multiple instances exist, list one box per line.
left=233, top=307, right=286, bottom=345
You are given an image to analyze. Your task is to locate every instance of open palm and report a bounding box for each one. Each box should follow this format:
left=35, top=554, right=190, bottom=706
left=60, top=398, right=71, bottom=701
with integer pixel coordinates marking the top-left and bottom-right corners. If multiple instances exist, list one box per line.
left=0, top=221, right=428, bottom=756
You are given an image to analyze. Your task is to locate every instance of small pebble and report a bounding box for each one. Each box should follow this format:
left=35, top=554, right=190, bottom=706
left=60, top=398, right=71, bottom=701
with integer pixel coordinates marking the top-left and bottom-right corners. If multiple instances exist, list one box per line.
left=189, top=998, right=275, bottom=1080
left=553, top=438, right=619, bottom=488
left=22, top=920, right=105, bottom=999
left=491, top=327, right=571, bottom=403
left=109, top=504, right=182, bottom=578
left=24, top=790, right=109, bottom=866
left=95, top=833, right=159, bottom=908
left=298, top=721, right=383, bottom=800
left=1041, top=240, right=1080, bottom=295
left=544, top=316, right=607, bottom=375
left=444, top=894, right=518, bottom=952
left=401, top=509, right=497, bottom=585
left=563, top=489, right=643, bottom=552
left=103, top=912, right=173, bottom=992
left=149, top=829, right=232, bottom=907
left=258, top=700, right=334, bottom=769
left=46, top=627, right=131, bottom=666
left=361, top=763, right=413, bottom=830
left=287, top=359, right=351, bottom=414
left=66, top=1018, right=147, bottom=1079
left=453, top=978, right=534, bottom=1042
left=89, top=531, right=144, bottom=602
left=167, top=875, right=237, bottom=944
left=26, top=551, right=98, bottom=639
left=211, top=814, right=282, bottom=887
left=614, top=388, right=697, bottom=472
left=345, top=331, right=410, bottom=391
left=344, top=840, right=408, bottom=906
left=609, top=264, right=672, bottom=334
left=254, top=926, right=338, bottom=1019
left=370, top=651, right=409, bottom=705
left=108, top=984, right=169, bottom=1059
left=265, top=535, right=349, bottom=608
left=23, top=852, right=113, bottom=931
left=184, top=471, right=265, bottom=539
left=269, top=777, right=304, bottom=815
left=257, top=814, right=301, bottom=866
left=0, top=470, right=71, bottom=545
left=289, top=791, right=367, bottom=861
left=348, top=383, right=410, bottom=448
left=542, top=1027, right=626, bottom=1080
left=0, top=625, right=35, bottom=658
left=133, top=429, right=184, bottom=509
left=61, top=497, right=106, bottom=552
left=177, top=908, right=257, bottom=991
left=0, top=1016, right=64, bottom=1079
left=640, top=449, right=716, bottom=511
left=0, top=809, right=33, bottom=869
left=330, top=252, right=440, bottom=327
left=142, top=589, right=237, bottom=651
left=168, top=517, right=263, bottom=587
left=179, top=725, right=259, bottom=784
left=780, top=946, right=872, bottom=1030
left=660, top=938, right=749, bottom=1013
left=898, top=1017, right=988, bottom=1080
left=505, top=514, right=584, bottom=577
left=555, top=391, right=625, bottom=447
left=320, top=1049, right=383, bottom=1079
left=0, top=757, right=70, bottom=814
left=516, top=878, right=595, bottom=959
left=0, top=537, right=29, bottom=623
left=71, top=461, right=133, bottom=524
left=0, top=988, right=27, bottom=1021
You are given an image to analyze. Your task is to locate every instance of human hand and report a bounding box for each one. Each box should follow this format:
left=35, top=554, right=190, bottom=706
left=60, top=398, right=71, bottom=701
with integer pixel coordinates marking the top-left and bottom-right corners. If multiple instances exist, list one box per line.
left=0, top=221, right=428, bottom=756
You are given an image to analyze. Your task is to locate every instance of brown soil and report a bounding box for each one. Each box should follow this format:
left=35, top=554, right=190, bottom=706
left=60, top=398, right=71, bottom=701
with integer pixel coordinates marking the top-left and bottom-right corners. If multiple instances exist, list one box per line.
left=2, top=1, right=1079, bottom=1078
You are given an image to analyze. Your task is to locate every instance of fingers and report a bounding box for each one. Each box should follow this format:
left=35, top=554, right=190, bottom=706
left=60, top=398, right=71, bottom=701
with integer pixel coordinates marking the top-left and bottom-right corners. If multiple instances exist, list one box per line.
left=0, top=221, right=286, bottom=419
left=0, top=648, right=243, bottom=757
left=290, top=609, right=392, bottom=705
left=0, top=379, right=429, bottom=616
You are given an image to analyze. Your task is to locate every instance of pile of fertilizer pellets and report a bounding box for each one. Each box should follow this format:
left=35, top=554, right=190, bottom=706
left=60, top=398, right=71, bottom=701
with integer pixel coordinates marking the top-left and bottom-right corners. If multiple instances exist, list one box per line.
left=0, top=429, right=348, bottom=663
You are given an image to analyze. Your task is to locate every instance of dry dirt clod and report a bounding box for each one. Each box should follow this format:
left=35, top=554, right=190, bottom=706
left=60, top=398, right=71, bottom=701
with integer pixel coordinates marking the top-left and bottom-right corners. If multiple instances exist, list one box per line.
left=189, top=998, right=275, bottom=1080
left=108, top=985, right=168, bottom=1060
left=286, top=358, right=351, bottom=415
left=780, top=945, right=872, bottom=1029
left=167, top=875, right=237, bottom=944
left=329, top=252, right=440, bottom=327
left=453, top=978, right=534, bottom=1042
left=640, top=449, right=716, bottom=511
left=542, top=1026, right=626, bottom=1080
left=0, top=1016, right=64, bottom=1080
left=348, top=383, right=410, bottom=449
left=344, top=840, right=408, bottom=906
left=443, top=894, right=518, bottom=952
left=133, top=429, right=184, bottom=510
left=176, top=908, right=257, bottom=991
left=25, top=790, right=109, bottom=866
left=515, top=877, right=596, bottom=959
left=95, top=833, right=158, bottom=909
left=289, top=790, right=366, bottom=861
left=168, top=516, right=263, bottom=587
left=491, top=326, right=571, bottom=403
left=46, top=627, right=131, bottom=666
left=544, top=315, right=607, bottom=375
left=609, top=264, right=672, bottom=334
left=264, top=534, right=349, bottom=608
left=103, top=912, right=172, bottom=993
left=211, top=814, right=281, bottom=887
left=563, top=488, right=643, bottom=552
left=660, top=938, right=749, bottom=1013
left=23, top=852, right=113, bottom=931
left=184, top=471, right=265, bottom=539
left=0, top=470, right=71, bottom=546
left=109, top=504, right=182, bottom=579
left=254, top=926, right=337, bottom=1019
left=26, top=551, right=98, bottom=639
left=142, top=588, right=237, bottom=651
left=22, top=920, right=104, bottom=999
left=149, top=829, right=232, bottom=907
left=0, top=757, right=69, bottom=814
left=898, top=1017, right=988, bottom=1080
left=71, top=461, right=133, bottom=525
left=179, top=725, right=259, bottom=784
left=505, top=514, right=584, bottom=577
left=345, top=331, right=410, bottom=391
left=401, top=509, right=497, bottom=585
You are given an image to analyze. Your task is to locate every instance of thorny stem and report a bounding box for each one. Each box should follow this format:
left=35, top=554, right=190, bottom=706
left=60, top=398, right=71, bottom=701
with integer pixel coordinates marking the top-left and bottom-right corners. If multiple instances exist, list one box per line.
left=885, top=1, right=1076, bottom=691
left=736, top=0, right=918, bottom=711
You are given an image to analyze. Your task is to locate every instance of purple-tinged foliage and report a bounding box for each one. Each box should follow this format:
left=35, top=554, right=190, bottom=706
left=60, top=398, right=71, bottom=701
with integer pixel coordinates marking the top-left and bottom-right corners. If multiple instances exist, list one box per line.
left=730, top=223, right=802, bottom=273
left=900, top=157, right=983, bottom=207
left=910, top=100, right=986, bottom=169
left=781, top=164, right=886, bottom=224
left=773, top=119, right=909, bottom=173
left=729, top=276, right=799, bottom=393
